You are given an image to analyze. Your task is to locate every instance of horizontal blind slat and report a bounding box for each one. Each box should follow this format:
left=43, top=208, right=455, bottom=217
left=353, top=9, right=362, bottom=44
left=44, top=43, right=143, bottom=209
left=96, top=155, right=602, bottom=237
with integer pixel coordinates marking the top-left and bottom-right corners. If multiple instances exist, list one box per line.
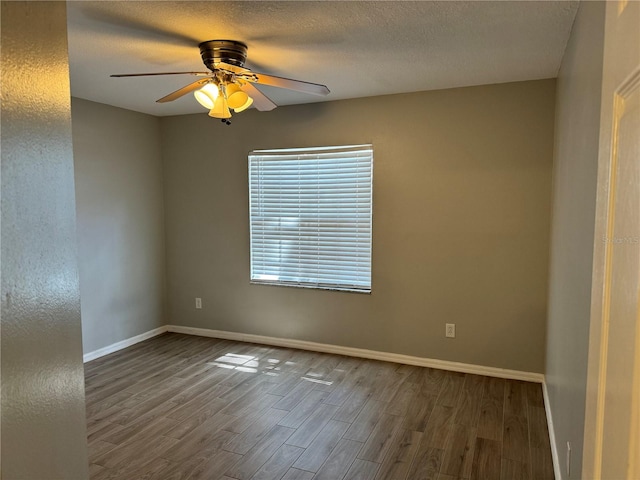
left=249, top=144, right=372, bottom=292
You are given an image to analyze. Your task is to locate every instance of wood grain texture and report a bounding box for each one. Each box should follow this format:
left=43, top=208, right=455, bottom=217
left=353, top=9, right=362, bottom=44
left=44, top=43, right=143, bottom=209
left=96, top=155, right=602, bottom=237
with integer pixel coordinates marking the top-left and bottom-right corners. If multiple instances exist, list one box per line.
left=470, top=437, right=501, bottom=480
left=375, top=429, right=422, bottom=480
left=357, top=413, right=403, bottom=463
left=285, top=403, right=340, bottom=448
left=85, top=333, right=554, bottom=480
left=403, top=393, right=437, bottom=432
left=281, top=468, right=315, bottom=480
left=313, top=438, right=363, bottom=480
left=407, top=446, right=444, bottom=480
left=501, top=458, right=531, bottom=480
left=440, top=424, right=476, bottom=478
left=292, top=419, right=349, bottom=472
left=345, top=458, right=381, bottom=480
left=250, top=444, right=305, bottom=480
left=224, top=424, right=295, bottom=480
left=437, top=373, right=466, bottom=407
left=223, top=408, right=288, bottom=455
left=454, top=375, right=486, bottom=427
left=503, top=414, right=530, bottom=464
left=282, top=468, right=313, bottom=480
left=504, top=381, right=528, bottom=417
left=187, top=450, right=241, bottom=480
left=476, top=396, right=503, bottom=442
left=421, top=405, right=455, bottom=449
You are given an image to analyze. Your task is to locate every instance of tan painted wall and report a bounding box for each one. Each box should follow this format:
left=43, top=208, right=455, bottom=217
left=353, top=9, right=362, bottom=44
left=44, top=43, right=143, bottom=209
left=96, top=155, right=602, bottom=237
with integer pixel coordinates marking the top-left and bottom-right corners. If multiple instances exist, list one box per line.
left=1, top=2, right=89, bottom=477
left=545, top=2, right=605, bottom=479
left=162, top=79, right=555, bottom=373
left=72, top=98, right=166, bottom=355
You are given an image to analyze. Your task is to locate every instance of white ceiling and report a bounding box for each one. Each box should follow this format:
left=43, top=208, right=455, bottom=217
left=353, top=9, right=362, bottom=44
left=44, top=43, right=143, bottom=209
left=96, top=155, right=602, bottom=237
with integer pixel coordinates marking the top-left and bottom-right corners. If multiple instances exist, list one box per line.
left=67, top=1, right=578, bottom=117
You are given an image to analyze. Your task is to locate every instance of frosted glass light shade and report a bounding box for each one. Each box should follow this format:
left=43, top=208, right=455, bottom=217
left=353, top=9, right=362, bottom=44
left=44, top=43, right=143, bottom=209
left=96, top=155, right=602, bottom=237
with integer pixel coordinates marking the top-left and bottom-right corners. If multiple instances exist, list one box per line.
left=208, top=95, right=231, bottom=119
left=194, top=83, right=219, bottom=109
left=225, top=83, right=249, bottom=109
left=233, top=96, right=253, bottom=112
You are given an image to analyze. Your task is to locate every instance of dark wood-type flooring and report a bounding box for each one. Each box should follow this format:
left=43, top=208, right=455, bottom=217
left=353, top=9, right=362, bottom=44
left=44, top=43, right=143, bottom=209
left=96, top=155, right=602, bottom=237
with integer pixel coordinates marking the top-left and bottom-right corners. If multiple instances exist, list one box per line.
left=85, top=333, right=555, bottom=480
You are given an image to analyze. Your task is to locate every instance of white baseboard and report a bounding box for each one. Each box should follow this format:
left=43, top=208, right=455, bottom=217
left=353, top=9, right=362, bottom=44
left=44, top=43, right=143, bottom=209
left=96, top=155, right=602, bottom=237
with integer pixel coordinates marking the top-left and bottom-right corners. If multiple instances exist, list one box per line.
left=83, top=323, right=546, bottom=384
left=83, top=326, right=168, bottom=363
left=542, top=381, right=562, bottom=480
left=166, top=325, right=544, bottom=383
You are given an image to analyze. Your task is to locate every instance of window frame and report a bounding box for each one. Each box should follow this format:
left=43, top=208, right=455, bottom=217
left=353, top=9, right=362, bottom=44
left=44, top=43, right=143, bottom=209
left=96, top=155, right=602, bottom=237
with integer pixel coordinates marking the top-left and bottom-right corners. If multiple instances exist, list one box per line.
left=248, top=144, right=374, bottom=294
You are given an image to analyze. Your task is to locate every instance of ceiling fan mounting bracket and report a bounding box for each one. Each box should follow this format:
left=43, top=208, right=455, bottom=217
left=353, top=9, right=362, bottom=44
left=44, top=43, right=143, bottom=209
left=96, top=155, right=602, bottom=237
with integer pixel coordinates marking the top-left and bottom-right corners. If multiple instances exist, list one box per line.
left=199, top=40, right=248, bottom=70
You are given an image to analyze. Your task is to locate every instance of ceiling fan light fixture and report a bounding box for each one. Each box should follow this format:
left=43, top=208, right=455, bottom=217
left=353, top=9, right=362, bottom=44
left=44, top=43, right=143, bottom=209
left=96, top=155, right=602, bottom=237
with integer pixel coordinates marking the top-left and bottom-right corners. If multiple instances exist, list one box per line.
left=208, top=95, right=231, bottom=119
left=225, top=83, right=250, bottom=110
left=233, top=95, right=254, bottom=113
left=112, top=39, right=329, bottom=124
left=194, top=82, right=219, bottom=109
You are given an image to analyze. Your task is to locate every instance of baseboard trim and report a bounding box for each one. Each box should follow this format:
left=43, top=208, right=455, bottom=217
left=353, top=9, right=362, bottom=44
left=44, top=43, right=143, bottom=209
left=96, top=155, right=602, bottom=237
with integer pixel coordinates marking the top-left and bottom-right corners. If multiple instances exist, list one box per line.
left=166, top=325, right=544, bottom=383
left=542, top=381, right=562, bottom=480
left=83, top=326, right=168, bottom=363
left=83, top=323, right=546, bottom=383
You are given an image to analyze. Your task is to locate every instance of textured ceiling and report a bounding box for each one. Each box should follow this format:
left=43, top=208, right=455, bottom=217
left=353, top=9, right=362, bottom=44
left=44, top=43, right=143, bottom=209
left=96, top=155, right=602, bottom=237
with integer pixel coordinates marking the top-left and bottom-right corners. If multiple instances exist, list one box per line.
left=67, top=1, right=578, bottom=117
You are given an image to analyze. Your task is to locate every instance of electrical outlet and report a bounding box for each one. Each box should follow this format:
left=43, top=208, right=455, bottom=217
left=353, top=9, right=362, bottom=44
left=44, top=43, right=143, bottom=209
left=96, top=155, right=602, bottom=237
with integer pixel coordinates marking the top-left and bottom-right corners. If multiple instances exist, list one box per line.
left=195, top=297, right=202, bottom=309
left=566, top=441, right=571, bottom=477
left=445, top=323, right=456, bottom=338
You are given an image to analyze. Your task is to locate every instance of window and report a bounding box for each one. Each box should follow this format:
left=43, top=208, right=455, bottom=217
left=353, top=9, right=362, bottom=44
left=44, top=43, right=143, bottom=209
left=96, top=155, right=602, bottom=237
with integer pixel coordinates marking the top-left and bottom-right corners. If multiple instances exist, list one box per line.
left=249, top=144, right=373, bottom=293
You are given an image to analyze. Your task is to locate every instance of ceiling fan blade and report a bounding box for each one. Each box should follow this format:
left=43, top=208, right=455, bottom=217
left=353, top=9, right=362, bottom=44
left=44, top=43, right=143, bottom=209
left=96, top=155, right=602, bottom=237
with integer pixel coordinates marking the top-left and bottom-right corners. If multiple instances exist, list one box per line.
left=156, top=78, right=211, bottom=103
left=111, top=72, right=210, bottom=77
left=248, top=73, right=330, bottom=96
left=217, top=62, right=329, bottom=97
left=239, top=83, right=277, bottom=111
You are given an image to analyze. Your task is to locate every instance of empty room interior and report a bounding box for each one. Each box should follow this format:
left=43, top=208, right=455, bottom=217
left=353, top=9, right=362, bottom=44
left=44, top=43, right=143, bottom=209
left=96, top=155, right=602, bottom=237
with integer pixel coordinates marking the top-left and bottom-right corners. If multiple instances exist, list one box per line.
left=2, top=1, right=639, bottom=480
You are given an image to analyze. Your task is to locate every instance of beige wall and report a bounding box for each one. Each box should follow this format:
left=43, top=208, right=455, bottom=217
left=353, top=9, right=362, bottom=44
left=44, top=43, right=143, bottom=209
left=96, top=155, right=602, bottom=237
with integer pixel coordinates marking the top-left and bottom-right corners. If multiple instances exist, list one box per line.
left=162, top=79, right=555, bottom=373
left=1, top=2, right=89, bottom=477
left=72, top=98, right=166, bottom=355
left=545, top=2, right=605, bottom=479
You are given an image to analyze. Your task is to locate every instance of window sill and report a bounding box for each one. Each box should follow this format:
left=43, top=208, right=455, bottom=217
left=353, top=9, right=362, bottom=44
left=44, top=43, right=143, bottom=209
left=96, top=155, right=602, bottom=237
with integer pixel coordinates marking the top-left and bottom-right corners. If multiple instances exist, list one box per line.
left=250, top=280, right=371, bottom=294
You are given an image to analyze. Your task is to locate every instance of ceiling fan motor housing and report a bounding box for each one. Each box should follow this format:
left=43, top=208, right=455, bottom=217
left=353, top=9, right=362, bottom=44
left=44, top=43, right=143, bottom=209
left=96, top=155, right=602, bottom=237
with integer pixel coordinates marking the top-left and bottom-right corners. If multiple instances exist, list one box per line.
left=199, top=40, right=248, bottom=70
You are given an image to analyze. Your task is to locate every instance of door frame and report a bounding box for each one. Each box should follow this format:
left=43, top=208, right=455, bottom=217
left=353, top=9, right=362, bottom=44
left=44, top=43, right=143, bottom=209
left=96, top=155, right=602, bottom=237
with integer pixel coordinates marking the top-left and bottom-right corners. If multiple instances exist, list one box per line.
left=582, top=1, right=640, bottom=478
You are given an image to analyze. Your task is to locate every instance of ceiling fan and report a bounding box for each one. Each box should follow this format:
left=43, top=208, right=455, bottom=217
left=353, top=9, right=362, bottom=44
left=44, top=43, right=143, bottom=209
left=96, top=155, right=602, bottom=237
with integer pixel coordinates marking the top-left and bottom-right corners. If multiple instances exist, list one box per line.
left=111, top=40, right=330, bottom=124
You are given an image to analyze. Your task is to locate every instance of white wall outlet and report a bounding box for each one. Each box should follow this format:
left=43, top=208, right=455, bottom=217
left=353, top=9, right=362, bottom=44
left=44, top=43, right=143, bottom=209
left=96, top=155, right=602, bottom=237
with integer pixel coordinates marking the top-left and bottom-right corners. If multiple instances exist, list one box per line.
left=195, top=297, right=202, bottom=309
left=566, top=441, right=572, bottom=477
left=445, top=323, right=456, bottom=338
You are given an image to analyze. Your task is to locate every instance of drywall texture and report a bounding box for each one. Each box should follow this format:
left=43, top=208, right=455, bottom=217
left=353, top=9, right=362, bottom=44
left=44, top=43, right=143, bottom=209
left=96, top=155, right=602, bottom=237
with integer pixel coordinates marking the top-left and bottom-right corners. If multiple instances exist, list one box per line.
left=1, top=2, right=89, bottom=478
left=72, top=98, right=166, bottom=355
left=545, top=2, right=605, bottom=479
left=67, top=1, right=578, bottom=117
left=162, top=79, right=555, bottom=373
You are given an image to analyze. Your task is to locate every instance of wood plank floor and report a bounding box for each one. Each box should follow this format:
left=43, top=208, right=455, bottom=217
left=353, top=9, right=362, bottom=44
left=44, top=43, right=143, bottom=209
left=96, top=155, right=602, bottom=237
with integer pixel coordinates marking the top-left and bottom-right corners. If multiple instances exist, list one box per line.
left=85, top=333, right=555, bottom=480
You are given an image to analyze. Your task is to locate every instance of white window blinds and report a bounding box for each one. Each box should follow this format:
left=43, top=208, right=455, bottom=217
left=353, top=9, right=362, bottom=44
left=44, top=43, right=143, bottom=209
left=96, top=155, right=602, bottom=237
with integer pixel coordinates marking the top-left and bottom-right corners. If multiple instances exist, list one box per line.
left=249, top=144, right=373, bottom=292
